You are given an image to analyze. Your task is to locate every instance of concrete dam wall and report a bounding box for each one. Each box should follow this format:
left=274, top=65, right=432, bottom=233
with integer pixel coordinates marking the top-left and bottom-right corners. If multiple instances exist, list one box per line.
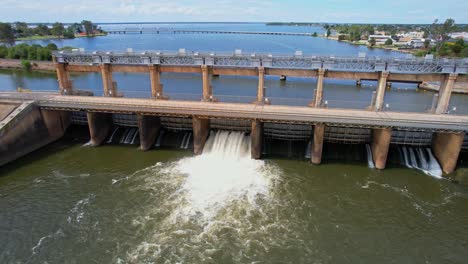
left=0, top=101, right=70, bottom=166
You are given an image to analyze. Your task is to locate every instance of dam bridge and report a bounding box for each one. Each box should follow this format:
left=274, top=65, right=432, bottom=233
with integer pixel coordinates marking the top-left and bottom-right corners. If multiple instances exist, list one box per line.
left=0, top=50, right=467, bottom=176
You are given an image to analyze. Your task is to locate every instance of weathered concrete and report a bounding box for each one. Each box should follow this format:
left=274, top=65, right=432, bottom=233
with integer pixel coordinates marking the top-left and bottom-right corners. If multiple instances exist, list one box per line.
left=137, top=115, right=161, bottom=151
left=311, top=123, right=325, bottom=164
left=371, top=128, right=392, bottom=169
left=0, top=103, right=17, bottom=121
left=87, top=112, right=113, bottom=146
left=149, top=65, right=164, bottom=99
left=314, top=68, right=326, bottom=107
left=201, top=65, right=212, bottom=101
left=0, top=102, right=70, bottom=166
left=435, top=73, right=458, bottom=114
left=257, top=67, right=265, bottom=103
left=100, top=64, right=115, bottom=97
left=3, top=92, right=468, bottom=131
left=192, top=116, right=210, bottom=154
left=251, top=120, right=263, bottom=159
left=432, top=132, right=465, bottom=174
left=374, top=71, right=389, bottom=111
left=56, top=63, right=72, bottom=93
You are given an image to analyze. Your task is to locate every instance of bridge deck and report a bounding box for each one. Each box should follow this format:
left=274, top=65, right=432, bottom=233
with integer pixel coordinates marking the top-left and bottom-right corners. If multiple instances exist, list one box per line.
left=1, top=92, right=467, bottom=132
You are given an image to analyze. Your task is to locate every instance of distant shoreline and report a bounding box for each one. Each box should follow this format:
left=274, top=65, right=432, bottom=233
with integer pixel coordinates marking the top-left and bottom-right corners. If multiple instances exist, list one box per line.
left=17, top=33, right=107, bottom=42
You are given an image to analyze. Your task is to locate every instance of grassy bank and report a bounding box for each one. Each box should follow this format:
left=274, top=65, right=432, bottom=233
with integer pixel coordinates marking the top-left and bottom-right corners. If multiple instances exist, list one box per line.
left=17, top=33, right=107, bottom=41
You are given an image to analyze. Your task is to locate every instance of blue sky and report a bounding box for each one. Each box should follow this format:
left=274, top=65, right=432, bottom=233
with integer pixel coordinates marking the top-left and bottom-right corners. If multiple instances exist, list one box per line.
left=1, top=0, right=466, bottom=24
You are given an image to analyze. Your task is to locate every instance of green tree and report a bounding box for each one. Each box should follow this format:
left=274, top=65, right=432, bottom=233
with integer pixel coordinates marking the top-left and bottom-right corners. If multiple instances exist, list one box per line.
left=424, top=39, right=431, bottom=49
left=385, top=38, right=393, bottom=45
left=34, top=24, right=50, bottom=36
left=14, top=22, right=30, bottom=37
left=51, top=22, right=65, bottom=37
left=451, top=38, right=464, bottom=55
left=46, top=43, right=58, bottom=51
left=312, top=32, right=318, bottom=37
left=0, top=23, right=15, bottom=46
left=81, top=20, right=93, bottom=35
left=431, top=18, right=456, bottom=56
left=326, top=28, right=331, bottom=37
left=0, top=45, right=8, bottom=58
left=369, top=37, right=376, bottom=47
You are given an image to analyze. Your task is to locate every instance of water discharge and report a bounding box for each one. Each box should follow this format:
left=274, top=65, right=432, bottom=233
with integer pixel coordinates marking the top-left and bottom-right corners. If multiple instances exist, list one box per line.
left=176, top=131, right=270, bottom=218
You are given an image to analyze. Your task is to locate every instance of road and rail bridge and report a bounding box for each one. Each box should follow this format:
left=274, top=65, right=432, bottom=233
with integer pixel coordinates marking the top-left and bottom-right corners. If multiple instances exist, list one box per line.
left=1, top=50, right=467, bottom=176
left=104, top=28, right=315, bottom=36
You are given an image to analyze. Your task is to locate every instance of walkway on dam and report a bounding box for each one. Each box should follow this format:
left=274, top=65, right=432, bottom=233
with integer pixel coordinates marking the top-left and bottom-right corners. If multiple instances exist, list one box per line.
left=1, top=91, right=467, bottom=132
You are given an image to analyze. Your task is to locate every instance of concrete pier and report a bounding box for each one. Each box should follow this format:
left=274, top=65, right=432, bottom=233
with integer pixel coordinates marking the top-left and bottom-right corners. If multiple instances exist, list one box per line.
left=371, top=128, right=392, bottom=169
left=192, top=116, right=210, bottom=154
left=257, top=67, right=265, bottom=104
left=56, top=63, right=72, bottom=94
left=137, top=115, right=161, bottom=151
left=87, top=112, right=112, bottom=146
left=251, top=120, right=263, bottom=159
left=432, top=132, right=465, bottom=174
left=201, top=65, right=212, bottom=101
left=314, top=68, right=326, bottom=107
left=435, top=73, right=458, bottom=114
left=149, top=65, right=164, bottom=99
left=311, top=123, right=325, bottom=164
left=100, top=64, right=115, bottom=97
left=374, top=71, right=389, bottom=111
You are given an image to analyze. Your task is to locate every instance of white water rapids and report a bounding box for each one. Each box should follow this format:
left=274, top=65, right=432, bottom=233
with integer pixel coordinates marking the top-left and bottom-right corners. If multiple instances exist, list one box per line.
left=175, top=131, right=270, bottom=217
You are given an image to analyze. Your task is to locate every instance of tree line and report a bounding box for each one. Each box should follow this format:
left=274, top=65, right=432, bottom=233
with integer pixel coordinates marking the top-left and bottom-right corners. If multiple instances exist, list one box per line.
left=0, top=20, right=104, bottom=45
left=0, top=43, right=68, bottom=61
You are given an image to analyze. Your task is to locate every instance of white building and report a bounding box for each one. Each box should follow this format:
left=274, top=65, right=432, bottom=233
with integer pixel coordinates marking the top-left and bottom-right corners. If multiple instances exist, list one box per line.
left=449, top=32, right=468, bottom=41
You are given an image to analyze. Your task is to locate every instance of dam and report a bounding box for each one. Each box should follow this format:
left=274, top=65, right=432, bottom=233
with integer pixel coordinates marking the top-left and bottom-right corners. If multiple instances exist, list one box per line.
left=1, top=49, right=467, bottom=177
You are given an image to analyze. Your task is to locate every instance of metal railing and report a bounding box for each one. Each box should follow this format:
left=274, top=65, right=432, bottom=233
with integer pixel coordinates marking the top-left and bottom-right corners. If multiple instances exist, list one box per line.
left=53, top=50, right=468, bottom=74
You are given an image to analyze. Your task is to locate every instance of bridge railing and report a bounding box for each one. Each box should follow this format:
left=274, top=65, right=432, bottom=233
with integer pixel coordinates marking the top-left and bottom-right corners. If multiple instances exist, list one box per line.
left=53, top=50, right=468, bottom=74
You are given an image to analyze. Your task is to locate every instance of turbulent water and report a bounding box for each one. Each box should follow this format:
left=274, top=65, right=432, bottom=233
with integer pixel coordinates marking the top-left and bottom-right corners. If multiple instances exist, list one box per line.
left=1, top=132, right=468, bottom=263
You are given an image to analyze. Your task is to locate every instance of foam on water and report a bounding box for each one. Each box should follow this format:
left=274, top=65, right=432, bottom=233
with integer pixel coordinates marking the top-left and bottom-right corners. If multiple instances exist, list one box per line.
left=175, top=131, right=269, bottom=218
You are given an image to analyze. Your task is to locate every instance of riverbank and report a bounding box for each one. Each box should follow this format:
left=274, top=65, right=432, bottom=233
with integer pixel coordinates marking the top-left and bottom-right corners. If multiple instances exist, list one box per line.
left=0, top=59, right=54, bottom=72
left=16, top=33, right=107, bottom=41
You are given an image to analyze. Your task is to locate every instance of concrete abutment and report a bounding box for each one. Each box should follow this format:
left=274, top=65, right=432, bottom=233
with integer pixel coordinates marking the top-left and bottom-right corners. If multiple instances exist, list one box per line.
left=0, top=103, right=70, bottom=166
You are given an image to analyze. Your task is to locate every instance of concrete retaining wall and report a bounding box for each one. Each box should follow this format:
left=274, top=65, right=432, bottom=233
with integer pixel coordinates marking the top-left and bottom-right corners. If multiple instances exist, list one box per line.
left=0, top=102, right=70, bottom=166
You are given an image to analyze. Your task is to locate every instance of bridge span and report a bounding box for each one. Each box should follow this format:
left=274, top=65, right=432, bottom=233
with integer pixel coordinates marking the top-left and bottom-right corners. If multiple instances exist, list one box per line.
left=0, top=50, right=467, bottom=176
left=1, top=91, right=467, bottom=175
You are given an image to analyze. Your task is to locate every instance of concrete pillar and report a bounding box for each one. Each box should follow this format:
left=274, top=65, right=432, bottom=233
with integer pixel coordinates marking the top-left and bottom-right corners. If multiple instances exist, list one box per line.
left=201, top=65, right=212, bottom=101
left=56, top=63, right=72, bottom=94
left=374, top=71, right=389, bottom=111
left=311, top=123, right=325, bottom=164
left=257, top=67, right=265, bottom=104
left=192, top=116, right=210, bottom=155
left=87, top=112, right=113, bottom=146
left=251, top=120, right=263, bottom=159
left=432, top=132, right=464, bottom=174
left=137, top=115, right=161, bottom=151
left=371, top=128, right=392, bottom=169
left=149, top=65, right=164, bottom=99
left=435, top=73, right=458, bottom=114
left=100, top=64, right=115, bottom=97
left=313, top=68, right=326, bottom=107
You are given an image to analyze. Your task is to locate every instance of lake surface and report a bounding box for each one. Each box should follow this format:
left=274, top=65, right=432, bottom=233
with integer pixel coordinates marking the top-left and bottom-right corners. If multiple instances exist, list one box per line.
left=1, top=23, right=468, bottom=263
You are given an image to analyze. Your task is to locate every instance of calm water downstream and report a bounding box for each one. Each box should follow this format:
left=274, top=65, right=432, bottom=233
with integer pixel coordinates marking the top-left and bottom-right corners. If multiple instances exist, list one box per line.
left=1, top=23, right=468, bottom=263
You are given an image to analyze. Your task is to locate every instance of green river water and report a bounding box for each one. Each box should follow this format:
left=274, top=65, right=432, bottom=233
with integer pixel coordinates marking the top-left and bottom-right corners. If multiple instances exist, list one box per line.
left=1, top=131, right=467, bottom=263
